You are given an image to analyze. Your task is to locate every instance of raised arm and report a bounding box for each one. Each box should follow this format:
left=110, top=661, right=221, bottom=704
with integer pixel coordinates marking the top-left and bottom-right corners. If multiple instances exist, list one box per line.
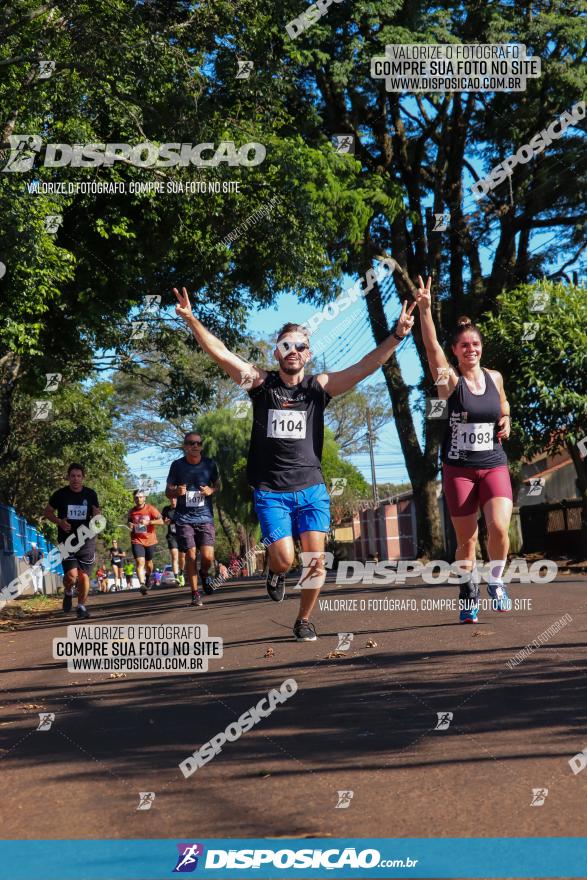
left=316, top=300, right=416, bottom=398
left=173, top=287, right=266, bottom=389
left=413, top=276, right=458, bottom=399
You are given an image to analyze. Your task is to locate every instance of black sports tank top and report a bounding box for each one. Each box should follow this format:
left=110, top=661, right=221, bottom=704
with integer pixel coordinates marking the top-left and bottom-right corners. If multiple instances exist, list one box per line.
left=442, top=368, right=508, bottom=468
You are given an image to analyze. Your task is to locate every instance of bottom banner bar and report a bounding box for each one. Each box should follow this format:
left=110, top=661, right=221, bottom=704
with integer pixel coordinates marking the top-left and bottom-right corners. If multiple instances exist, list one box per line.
left=1, top=838, right=587, bottom=878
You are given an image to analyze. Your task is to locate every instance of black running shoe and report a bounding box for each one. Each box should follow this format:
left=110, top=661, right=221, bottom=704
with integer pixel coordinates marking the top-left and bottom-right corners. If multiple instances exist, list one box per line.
left=191, top=592, right=203, bottom=607
left=266, top=571, right=285, bottom=602
left=62, top=591, right=73, bottom=613
left=76, top=606, right=90, bottom=620
left=293, top=618, right=317, bottom=641
left=139, top=583, right=148, bottom=596
left=200, top=571, right=216, bottom=595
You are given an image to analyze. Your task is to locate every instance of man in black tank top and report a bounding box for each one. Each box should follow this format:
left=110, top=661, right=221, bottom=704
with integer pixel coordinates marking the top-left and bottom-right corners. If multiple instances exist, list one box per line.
left=173, top=286, right=416, bottom=641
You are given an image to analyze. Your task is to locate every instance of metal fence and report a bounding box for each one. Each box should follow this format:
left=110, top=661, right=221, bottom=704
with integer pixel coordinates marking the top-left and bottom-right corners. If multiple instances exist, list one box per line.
left=0, top=503, right=63, bottom=597
left=520, top=499, right=584, bottom=556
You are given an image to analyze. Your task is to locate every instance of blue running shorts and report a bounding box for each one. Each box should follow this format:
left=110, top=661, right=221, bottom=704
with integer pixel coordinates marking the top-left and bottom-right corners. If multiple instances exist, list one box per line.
left=253, top=483, right=331, bottom=544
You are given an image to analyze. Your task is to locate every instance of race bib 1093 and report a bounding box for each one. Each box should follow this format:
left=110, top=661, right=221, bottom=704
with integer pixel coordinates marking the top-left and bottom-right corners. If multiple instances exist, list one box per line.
left=456, top=422, right=494, bottom=452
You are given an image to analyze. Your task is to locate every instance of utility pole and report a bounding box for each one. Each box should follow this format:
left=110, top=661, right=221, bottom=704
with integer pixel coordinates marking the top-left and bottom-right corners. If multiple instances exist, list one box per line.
left=366, top=407, right=379, bottom=507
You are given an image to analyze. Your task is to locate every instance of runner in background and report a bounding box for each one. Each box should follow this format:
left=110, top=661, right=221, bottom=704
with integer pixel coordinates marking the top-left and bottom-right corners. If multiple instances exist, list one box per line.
left=109, top=539, right=126, bottom=591
left=161, top=497, right=185, bottom=586
left=166, top=431, right=221, bottom=607
left=23, top=542, right=44, bottom=596
left=96, top=564, right=108, bottom=592
left=127, top=490, right=164, bottom=596
left=43, top=463, right=101, bottom=620
left=414, top=275, right=513, bottom=623
left=123, top=559, right=135, bottom=590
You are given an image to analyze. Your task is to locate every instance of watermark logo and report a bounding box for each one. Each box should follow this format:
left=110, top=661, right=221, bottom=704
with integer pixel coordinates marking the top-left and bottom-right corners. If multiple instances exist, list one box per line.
left=31, top=400, right=53, bottom=421
left=130, top=320, right=148, bottom=341
left=286, top=0, right=345, bottom=40
left=179, top=679, right=298, bottom=778
left=435, top=712, right=453, bottom=731
left=236, top=60, right=253, bottom=79
left=295, top=551, right=334, bottom=590
left=335, top=790, right=354, bottom=809
left=44, top=214, right=63, bottom=233
left=569, top=747, right=587, bottom=776
left=432, top=212, right=450, bottom=232
left=44, top=373, right=62, bottom=392
left=336, top=632, right=353, bottom=652
left=333, top=134, right=355, bottom=154
left=522, top=322, right=538, bottom=342
left=530, top=788, right=548, bottom=806
left=2, top=134, right=43, bottom=172
left=2, top=138, right=266, bottom=172
left=472, top=101, right=585, bottom=199
left=523, top=478, right=545, bottom=498
left=36, top=712, right=55, bottom=731
left=232, top=400, right=251, bottom=419
left=137, top=792, right=156, bottom=811
left=330, top=477, right=347, bottom=496
left=577, top=436, right=587, bottom=459
left=506, top=613, right=572, bottom=669
left=173, top=843, right=204, bottom=873
left=38, top=60, right=56, bottom=79
left=142, top=294, right=161, bottom=313
left=0, top=262, right=6, bottom=280
left=426, top=398, right=448, bottom=419
left=529, top=291, right=550, bottom=312
left=434, top=367, right=451, bottom=386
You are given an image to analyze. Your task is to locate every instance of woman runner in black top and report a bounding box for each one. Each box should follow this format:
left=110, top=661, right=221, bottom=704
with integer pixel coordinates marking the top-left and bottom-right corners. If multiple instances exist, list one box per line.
left=414, top=276, right=513, bottom=622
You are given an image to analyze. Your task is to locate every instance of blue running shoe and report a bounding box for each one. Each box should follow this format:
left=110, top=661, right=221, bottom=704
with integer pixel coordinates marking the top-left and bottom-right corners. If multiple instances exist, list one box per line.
left=459, top=605, right=479, bottom=624
left=459, top=578, right=479, bottom=624
left=487, top=581, right=512, bottom=612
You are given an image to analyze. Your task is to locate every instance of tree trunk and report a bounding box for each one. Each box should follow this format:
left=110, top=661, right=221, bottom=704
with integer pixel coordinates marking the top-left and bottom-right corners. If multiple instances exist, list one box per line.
left=216, top=504, right=239, bottom=554
left=0, top=352, right=21, bottom=458
left=567, top=440, right=587, bottom=558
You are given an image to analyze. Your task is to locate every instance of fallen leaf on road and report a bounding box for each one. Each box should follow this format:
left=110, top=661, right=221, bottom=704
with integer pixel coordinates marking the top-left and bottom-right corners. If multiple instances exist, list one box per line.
left=365, top=639, right=377, bottom=648
left=263, top=648, right=275, bottom=658
left=22, top=704, right=44, bottom=710
left=324, top=650, right=346, bottom=659
left=109, top=672, right=126, bottom=679
left=472, top=630, right=495, bottom=637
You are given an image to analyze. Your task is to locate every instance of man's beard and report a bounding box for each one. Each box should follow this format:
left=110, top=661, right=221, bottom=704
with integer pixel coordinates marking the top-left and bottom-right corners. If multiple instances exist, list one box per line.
left=279, top=359, right=303, bottom=375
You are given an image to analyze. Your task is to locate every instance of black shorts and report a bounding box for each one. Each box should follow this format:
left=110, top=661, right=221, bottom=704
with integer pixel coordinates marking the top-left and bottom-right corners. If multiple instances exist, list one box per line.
left=62, top=545, right=96, bottom=576
left=132, top=543, right=156, bottom=562
left=175, top=521, right=215, bottom=552
left=111, top=558, right=123, bottom=568
left=167, top=536, right=179, bottom=551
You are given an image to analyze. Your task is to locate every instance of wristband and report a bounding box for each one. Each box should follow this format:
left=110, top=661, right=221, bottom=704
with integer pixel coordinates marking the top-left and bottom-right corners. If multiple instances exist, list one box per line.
left=393, top=331, right=404, bottom=342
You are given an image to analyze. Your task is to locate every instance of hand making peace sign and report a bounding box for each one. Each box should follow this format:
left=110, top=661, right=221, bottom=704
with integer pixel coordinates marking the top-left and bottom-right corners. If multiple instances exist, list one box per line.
left=413, top=275, right=432, bottom=310
left=173, top=287, right=193, bottom=322
left=394, top=299, right=417, bottom=339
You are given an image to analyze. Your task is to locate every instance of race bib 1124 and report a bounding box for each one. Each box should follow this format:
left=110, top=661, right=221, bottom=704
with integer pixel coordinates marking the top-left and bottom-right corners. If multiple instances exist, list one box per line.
left=67, top=504, right=87, bottom=520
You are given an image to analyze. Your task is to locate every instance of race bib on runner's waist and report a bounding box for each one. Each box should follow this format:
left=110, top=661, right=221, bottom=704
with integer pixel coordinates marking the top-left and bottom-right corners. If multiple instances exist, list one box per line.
left=267, top=409, right=307, bottom=439
left=186, top=490, right=205, bottom=508
left=456, top=422, right=494, bottom=452
left=67, top=504, right=87, bottom=520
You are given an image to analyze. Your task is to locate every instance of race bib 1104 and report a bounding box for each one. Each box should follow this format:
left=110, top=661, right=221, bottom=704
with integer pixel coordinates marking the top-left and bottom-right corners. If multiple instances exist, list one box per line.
left=267, top=409, right=307, bottom=440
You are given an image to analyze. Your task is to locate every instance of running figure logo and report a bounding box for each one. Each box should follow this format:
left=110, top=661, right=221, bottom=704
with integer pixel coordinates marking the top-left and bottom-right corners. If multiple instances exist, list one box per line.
left=2, top=134, right=43, bottom=172
left=335, top=790, right=354, bottom=809
left=432, top=213, right=450, bottom=232
left=236, top=60, right=254, bottom=79
left=44, top=373, right=62, bottom=392
left=36, top=713, right=55, bottom=731
left=38, top=60, right=56, bottom=79
left=136, top=791, right=156, bottom=811
left=435, top=712, right=453, bottom=731
left=336, top=633, right=353, bottom=652
left=427, top=399, right=448, bottom=419
left=31, top=400, right=53, bottom=421
left=529, top=291, right=550, bottom=312
left=333, top=134, right=355, bottom=154
left=530, top=788, right=549, bottom=806
left=295, top=551, right=334, bottom=590
left=330, top=477, right=347, bottom=497
left=44, top=214, right=63, bottom=234
left=173, top=843, right=204, bottom=872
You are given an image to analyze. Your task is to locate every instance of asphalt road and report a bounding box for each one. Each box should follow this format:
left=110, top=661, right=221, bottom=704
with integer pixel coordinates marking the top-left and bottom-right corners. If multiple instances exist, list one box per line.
left=1, top=572, right=587, bottom=842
